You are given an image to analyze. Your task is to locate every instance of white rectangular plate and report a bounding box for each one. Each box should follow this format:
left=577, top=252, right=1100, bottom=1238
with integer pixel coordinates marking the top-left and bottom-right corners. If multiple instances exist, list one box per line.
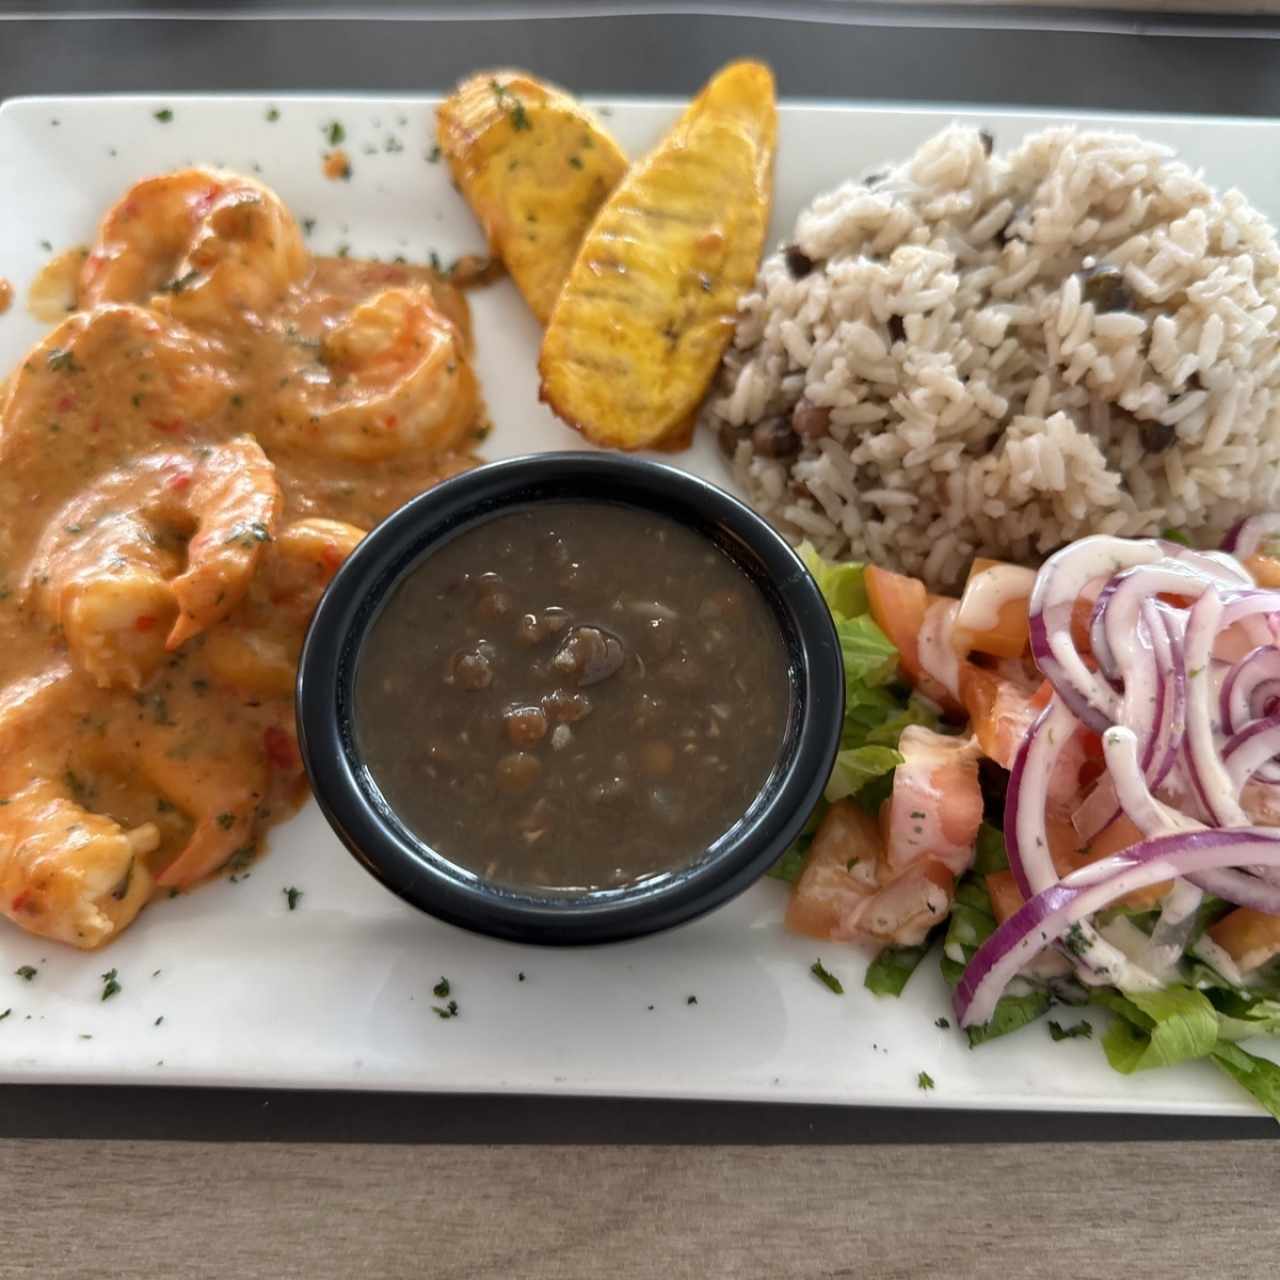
left=2, top=92, right=1279, bottom=1114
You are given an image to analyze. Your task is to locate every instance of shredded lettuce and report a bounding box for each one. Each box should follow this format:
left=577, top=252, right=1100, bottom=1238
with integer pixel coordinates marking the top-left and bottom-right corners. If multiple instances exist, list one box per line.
left=936, top=826, right=1054, bottom=1045
left=965, top=991, right=1053, bottom=1047
left=865, top=939, right=934, bottom=998
left=1209, top=1043, right=1280, bottom=1121
left=1092, top=986, right=1221, bottom=1074
left=770, top=544, right=922, bottom=872
left=797, top=542, right=869, bottom=619
left=1092, top=984, right=1280, bottom=1119
left=834, top=613, right=899, bottom=688
left=825, top=745, right=903, bottom=803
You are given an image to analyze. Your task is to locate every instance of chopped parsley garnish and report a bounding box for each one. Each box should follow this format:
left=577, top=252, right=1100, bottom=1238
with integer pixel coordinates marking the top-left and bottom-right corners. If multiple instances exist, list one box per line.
left=266, top=107, right=280, bottom=122
left=226, top=845, right=255, bottom=876
left=284, top=886, right=302, bottom=911
left=224, top=520, right=272, bottom=548
left=100, top=968, right=121, bottom=1001
left=432, top=999, right=459, bottom=1020
left=510, top=100, right=531, bottom=131
left=46, top=347, right=81, bottom=373
left=1064, top=923, right=1093, bottom=958
left=154, top=1016, right=164, bottom=1026
left=153, top=108, right=174, bottom=123
left=517, top=972, right=526, bottom=982
left=0, top=1009, right=10, bottom=1022
left=568, top=155, right=583, bottom=169
left=14, top=966, right=36, bottom=982
left=302, top=218, right=316, bottom=237
left=810, top=959, right=844, bottom=995
left=934, top=1017, right=950, bottom=1030
left=432, top=977, right=451, bottom=999
left=326, top=120, right=345, bottom=146
left=161, top=268, right=200, bottom=294
left=686, top=995, right=698, bottom=1005
left=427, top=145, right=441, bottom=163
left=216, top=812, right=235, bottom=831
left=1048, top=1019, right=1093, bottom=1042
left=917, top=1071, right=935, bottom=1091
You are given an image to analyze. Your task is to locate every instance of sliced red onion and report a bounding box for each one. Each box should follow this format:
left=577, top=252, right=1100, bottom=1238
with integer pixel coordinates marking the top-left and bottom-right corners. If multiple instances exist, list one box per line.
left=1182, top=589, right=1248, bottom=827
left=1221, top=645, right=1280, bottom=739
left=1073, top=775, right=1120, bottom=845
left=1145, top=601, right=1186, bottom=790
left=1029, top=536, right=1163, bottom=732
left=1004, top=698, right=1077, bottom=899
left=1222, top=514, right=1280, bottom=561
left=1096, top=563, right=1213, bottom=685
left=1102, top=726, right=1199, bottom=838
left=1160, top=541, right=1254, bottom=587
left=960, top=525, right=1280, bottom=1019
left=955, top=829, right=1280, bottom=1027
left=1222, top=713, right=1280, bottom=791
left=1220, top=590, right=1280, bottom=630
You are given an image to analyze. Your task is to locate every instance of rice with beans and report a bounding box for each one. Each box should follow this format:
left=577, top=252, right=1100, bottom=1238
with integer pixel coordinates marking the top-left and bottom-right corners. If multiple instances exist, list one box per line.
left=704, top=125, right=1280, bottom=590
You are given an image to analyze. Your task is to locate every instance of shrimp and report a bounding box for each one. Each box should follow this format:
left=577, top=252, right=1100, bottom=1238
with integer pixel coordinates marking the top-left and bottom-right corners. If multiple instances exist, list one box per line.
left=127, top=723, right=270, bottom=888
left=0, top=305, right=235, bottom=489
left=203, top=518, right=365, bottom=697
left=79, top=168, right=309, bottom=323
left=272, top=287, right=482, bottom=460
left=0, top=777, right=159, bottom=948
left=25, top=437, right=282, bottom=688
left=0, top=667, right=158, bottom=948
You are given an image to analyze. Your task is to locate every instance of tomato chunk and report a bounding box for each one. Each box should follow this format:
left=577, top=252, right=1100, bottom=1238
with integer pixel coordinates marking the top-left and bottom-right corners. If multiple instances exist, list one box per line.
left=786, top=800, right=880, bottom=940
left=1209, top=907, right=1280, bottom=975
left=953, top=558, right=1033, bottom=660
left=865, top=564, right=960, bottom=711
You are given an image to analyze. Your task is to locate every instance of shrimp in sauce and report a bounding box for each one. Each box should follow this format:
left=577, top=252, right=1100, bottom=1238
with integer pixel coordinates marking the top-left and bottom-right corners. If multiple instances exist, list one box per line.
left=0, top=168, right=487, bottom=947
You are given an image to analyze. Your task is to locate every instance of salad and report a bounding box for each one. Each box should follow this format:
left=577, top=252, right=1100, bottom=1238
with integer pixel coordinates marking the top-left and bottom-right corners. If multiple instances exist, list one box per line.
left=776, top=520, right=1280, bottom=1119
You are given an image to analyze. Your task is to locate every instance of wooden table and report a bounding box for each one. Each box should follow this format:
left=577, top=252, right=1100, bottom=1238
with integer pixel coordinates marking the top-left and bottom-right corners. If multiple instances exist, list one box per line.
left=3, top=8, right=1279, bottom=1276
left=1, top=1137, right=1276, bottom=1278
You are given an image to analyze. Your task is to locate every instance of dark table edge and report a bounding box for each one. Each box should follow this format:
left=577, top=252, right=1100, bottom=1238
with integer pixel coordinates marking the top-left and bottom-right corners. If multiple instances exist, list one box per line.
left=2, top=2, right=1280, bottom=41
left=2, top=8, right=1279, bottom=1143
left=1, top=1085, right=1274, bottom=1142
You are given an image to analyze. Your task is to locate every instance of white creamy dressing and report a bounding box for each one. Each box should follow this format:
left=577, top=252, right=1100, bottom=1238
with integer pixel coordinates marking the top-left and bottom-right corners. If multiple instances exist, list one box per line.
left=917, top=598, right=962, bottom=700
left=1191, top=934, right=1247, bottom=988
left=1097, top=916, right=1184, bottom=987
left=956, top=562, right=1036, bottom=634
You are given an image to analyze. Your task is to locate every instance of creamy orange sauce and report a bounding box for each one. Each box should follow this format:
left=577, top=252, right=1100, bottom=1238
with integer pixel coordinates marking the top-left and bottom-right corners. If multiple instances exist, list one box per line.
left=323, top=149, right=352, bottom=181
left=0, top=278, right=12, bottom=315
left=27, top=247, right=88, bottom=323
left=0, top=168, right=485, bottom=948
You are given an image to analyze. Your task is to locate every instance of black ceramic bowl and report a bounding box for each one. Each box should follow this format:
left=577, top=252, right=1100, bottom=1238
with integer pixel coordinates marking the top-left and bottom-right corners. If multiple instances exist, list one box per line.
left=296, top=452, right=843, bottom=946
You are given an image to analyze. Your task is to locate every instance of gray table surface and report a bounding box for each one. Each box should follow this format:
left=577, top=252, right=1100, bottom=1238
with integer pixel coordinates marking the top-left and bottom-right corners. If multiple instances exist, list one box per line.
left=0, top=17, right=1276, bottom=1268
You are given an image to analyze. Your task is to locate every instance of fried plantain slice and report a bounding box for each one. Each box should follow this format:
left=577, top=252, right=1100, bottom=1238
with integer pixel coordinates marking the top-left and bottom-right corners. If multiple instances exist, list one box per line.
left=436, top=70, right=629, bottom=325
left=538, top=60, right=777, bottom=451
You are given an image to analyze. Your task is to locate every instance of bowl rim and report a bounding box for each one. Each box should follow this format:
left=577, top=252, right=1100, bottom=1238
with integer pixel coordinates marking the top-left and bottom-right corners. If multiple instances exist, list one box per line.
left=296, top=451, right=844, bottom=946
